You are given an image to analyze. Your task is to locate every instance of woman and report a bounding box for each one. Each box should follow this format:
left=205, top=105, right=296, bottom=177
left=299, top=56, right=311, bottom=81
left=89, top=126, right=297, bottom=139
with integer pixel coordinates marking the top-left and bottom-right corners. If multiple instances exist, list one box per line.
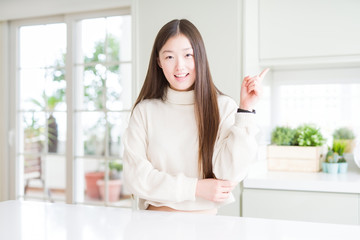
left=123, top=19, right=268, bottom=214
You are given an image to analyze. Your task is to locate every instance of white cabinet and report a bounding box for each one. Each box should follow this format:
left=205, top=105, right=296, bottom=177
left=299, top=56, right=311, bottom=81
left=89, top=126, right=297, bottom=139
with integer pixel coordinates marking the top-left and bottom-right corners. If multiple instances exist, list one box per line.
left=259, top=0, right=360, bottom=66
left=218, top=184, right=241, bottom=217
left=242, top=188, right=359, bottom=225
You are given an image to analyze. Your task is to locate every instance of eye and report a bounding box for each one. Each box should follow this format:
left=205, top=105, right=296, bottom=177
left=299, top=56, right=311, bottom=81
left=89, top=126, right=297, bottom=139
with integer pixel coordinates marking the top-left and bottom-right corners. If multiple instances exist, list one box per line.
left=185, top=53, right=193, bottom=58
left=165, top=55, right=174, bottom=60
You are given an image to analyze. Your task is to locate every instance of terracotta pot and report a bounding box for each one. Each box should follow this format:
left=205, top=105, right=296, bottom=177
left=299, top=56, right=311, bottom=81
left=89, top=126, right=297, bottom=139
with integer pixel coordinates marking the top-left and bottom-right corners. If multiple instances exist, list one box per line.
left=85, top=172, right=105, bottom=199
left=97, top=179, right=122, bottom=202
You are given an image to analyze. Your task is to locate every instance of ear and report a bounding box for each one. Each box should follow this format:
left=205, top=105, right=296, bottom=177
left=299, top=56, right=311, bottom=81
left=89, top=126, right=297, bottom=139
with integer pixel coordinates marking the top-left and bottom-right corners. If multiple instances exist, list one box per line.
left=157, top=58, right=162, bottom=68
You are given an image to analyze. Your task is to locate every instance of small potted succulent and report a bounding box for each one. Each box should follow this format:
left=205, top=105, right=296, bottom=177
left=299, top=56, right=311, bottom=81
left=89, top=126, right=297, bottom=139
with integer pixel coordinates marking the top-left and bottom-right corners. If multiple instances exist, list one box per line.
left=324, top=140, right=347, bottom=174
left=324, top=149, right=338, bottom=174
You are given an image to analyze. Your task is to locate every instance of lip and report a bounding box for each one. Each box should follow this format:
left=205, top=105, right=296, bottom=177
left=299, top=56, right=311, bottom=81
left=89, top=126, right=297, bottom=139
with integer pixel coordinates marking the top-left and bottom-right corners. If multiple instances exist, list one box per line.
left=174, top=73, right=189, bottom=81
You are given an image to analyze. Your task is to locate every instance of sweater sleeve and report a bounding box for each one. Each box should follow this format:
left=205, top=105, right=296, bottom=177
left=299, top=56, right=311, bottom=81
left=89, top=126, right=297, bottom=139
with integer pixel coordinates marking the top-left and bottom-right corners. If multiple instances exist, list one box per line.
left=212, top=100, right=259, bottom=183
left=123, top=104, right=198, bottom=204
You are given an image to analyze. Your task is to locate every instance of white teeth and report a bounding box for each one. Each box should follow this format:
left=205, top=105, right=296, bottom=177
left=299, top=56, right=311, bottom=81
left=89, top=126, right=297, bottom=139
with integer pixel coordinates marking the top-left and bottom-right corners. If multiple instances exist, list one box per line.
left=175, top=73, right=187, bottom=78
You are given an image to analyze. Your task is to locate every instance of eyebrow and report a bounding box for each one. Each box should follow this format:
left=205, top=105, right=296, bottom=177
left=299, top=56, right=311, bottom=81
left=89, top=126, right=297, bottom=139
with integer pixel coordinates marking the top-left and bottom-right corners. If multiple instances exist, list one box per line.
left=160, top=47, right=193, bottom=55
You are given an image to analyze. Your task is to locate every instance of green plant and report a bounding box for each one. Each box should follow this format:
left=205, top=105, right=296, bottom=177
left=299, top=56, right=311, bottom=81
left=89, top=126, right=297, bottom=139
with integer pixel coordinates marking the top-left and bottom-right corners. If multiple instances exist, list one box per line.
left=332, top=140, right=346, bottom=156
left=29, top=91, right=63, bottom=152
left=109, top=161, right=123, bottom=172
left=83, top=34, right=121, bottom=110
left=325, top=149, right=337, bottom=163
left=325, top=140, right=347, bottom=164
left=332, top=140, right=347, bottom=163
left=333, top=127, right=355, bottom=140
left=338, top=157, right=346, bottom=163
left=293, top=124, right=326, bottom=146
left=23, top=113, right=45, bottom=151
left=271, top=126, right=296, bottom=146
left=27, top=54, right=65, bottom=153
left=109, top=161, right=123, bottom=180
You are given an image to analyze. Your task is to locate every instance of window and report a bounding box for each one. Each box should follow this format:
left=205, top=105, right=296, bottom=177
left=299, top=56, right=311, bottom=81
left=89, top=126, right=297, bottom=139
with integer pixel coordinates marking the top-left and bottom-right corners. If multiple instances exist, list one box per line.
left=275, top=83, right=360, bottom=141
left=18, top=22, right=67, bottom=202
left=263, top=68, right=360, bottom=145
left=12, top=9, right=132, bottom=207
left=73, top=15, right=132, bottom=206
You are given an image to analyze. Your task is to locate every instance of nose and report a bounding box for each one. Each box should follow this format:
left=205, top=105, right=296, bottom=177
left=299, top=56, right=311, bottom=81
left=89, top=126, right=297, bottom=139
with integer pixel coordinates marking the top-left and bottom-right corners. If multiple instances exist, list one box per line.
left=175, top=57, right=185, bottom=71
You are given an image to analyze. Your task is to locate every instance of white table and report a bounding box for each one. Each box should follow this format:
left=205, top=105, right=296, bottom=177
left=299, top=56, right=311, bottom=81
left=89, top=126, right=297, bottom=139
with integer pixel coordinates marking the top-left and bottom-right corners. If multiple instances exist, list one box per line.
left=0, top=200, right=359, bottom=240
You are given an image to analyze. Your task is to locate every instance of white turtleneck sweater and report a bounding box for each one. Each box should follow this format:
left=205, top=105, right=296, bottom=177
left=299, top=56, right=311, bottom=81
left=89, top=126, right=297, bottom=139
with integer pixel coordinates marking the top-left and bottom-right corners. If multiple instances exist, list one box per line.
left=123, top=87, right=259, bottom=211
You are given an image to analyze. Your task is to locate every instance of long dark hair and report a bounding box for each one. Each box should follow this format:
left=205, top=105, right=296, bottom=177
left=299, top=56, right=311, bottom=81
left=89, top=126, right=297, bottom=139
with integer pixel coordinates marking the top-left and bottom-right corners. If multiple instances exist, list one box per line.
left=133, top=19, right=220, bottom=179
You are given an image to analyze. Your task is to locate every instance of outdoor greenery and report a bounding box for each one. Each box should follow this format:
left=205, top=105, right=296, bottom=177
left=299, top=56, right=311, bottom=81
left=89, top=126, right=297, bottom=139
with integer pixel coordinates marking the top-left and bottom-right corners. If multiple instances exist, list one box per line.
left=83, top=34, right=121, bottom=110
left=82, top=34, right=121, bottom=156
left=26, top=34, right=121, bottom=155
left=109, top=161, right=123, bottom=180
left=23, top=113, right=45, bottom=150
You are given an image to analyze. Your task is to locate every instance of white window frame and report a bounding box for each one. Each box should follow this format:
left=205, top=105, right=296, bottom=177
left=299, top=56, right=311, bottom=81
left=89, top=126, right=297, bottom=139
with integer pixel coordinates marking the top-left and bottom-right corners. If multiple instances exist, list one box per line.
left=8, top=7, right=133, bottom=204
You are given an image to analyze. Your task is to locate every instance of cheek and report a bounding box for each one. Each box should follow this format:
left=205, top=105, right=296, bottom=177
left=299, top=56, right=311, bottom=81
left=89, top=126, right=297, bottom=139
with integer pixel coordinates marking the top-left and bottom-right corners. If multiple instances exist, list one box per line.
left=188, top=59, right=195, bottom=71
left=161, top=62, right=174, bottom=75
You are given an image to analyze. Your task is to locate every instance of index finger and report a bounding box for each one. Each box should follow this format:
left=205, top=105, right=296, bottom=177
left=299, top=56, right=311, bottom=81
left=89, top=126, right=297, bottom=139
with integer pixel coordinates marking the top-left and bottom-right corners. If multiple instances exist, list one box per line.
left=259, top=68, right=270, bottom=79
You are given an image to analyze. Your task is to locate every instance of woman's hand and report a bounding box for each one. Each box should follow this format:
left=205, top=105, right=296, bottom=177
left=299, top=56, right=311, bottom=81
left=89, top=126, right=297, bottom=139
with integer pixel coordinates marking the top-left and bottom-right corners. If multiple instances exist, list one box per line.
left=195, top=179, right=237, bottom=202
left=240, top=68, right=269, bottom=111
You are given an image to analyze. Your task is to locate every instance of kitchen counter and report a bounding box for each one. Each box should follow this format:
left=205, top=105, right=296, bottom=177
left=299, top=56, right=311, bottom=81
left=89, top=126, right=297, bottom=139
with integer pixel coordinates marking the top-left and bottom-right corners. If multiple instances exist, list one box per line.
left=1, top=200, right=360, bottom=240
left=244, top=160, right=360, bottom=194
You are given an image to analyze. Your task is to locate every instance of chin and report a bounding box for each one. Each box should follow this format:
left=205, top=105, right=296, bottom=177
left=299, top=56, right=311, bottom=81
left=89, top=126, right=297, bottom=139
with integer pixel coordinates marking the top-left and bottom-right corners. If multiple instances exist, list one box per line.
left=172, top=85, right=194, bottom=91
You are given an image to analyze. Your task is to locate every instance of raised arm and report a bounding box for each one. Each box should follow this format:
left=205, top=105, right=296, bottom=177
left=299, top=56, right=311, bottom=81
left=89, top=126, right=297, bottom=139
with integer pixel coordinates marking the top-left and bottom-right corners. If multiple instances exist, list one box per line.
left=212, top=68, right=269, bottom=182
left=240, top=68, right=269, bottom=110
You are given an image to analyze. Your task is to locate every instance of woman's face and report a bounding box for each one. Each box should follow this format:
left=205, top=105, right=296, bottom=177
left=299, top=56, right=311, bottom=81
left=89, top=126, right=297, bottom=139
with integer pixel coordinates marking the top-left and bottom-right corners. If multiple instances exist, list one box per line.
left=158, top=34, right=196, bottom=91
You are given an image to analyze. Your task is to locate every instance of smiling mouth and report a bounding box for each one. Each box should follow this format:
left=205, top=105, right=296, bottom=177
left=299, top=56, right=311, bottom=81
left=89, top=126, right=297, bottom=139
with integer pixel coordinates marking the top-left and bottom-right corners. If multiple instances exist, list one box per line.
left=174, top=73, right=189, bottom=78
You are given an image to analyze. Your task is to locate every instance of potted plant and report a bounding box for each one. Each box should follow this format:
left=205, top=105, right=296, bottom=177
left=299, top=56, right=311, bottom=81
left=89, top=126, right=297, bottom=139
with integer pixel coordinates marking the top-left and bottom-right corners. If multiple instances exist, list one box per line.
left=293, top=124, right=326, bottom=147
left=324, top=140, right=347, bottom=174
left=23, top=113, right=44, bottom=152
left=85, top=170, right=105, bottom=199
left=28, top=54, right=65, bottom=153
left=333, top=127, right=356, bottom=153
left=97, top=161, right=123, bottom=202
left=271, top=126, right=296, bottom=146
left=337, top=154, right=348, bottom=174
left=324, top=148, right=338, bottom=174
left=23, top=113, right=45, bottom=194
left=267, top=124, right=326, bottom=172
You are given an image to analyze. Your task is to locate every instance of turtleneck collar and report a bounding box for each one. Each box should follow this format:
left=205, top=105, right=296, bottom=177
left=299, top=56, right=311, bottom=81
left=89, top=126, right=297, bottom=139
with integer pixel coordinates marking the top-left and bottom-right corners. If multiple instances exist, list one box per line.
left=165, top=87, right=195, bottom=105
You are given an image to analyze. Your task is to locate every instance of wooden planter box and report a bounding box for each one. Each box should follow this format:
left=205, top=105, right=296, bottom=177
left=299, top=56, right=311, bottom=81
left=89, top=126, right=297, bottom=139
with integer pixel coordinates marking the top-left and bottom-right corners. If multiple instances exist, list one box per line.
left=267, top=145, right=326, bottom=172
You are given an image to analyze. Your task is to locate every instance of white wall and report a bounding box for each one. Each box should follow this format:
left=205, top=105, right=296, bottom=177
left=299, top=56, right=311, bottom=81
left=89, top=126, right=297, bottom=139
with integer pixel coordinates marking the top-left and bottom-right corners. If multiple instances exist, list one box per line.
left=0, top=22, right=9, bottom=201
